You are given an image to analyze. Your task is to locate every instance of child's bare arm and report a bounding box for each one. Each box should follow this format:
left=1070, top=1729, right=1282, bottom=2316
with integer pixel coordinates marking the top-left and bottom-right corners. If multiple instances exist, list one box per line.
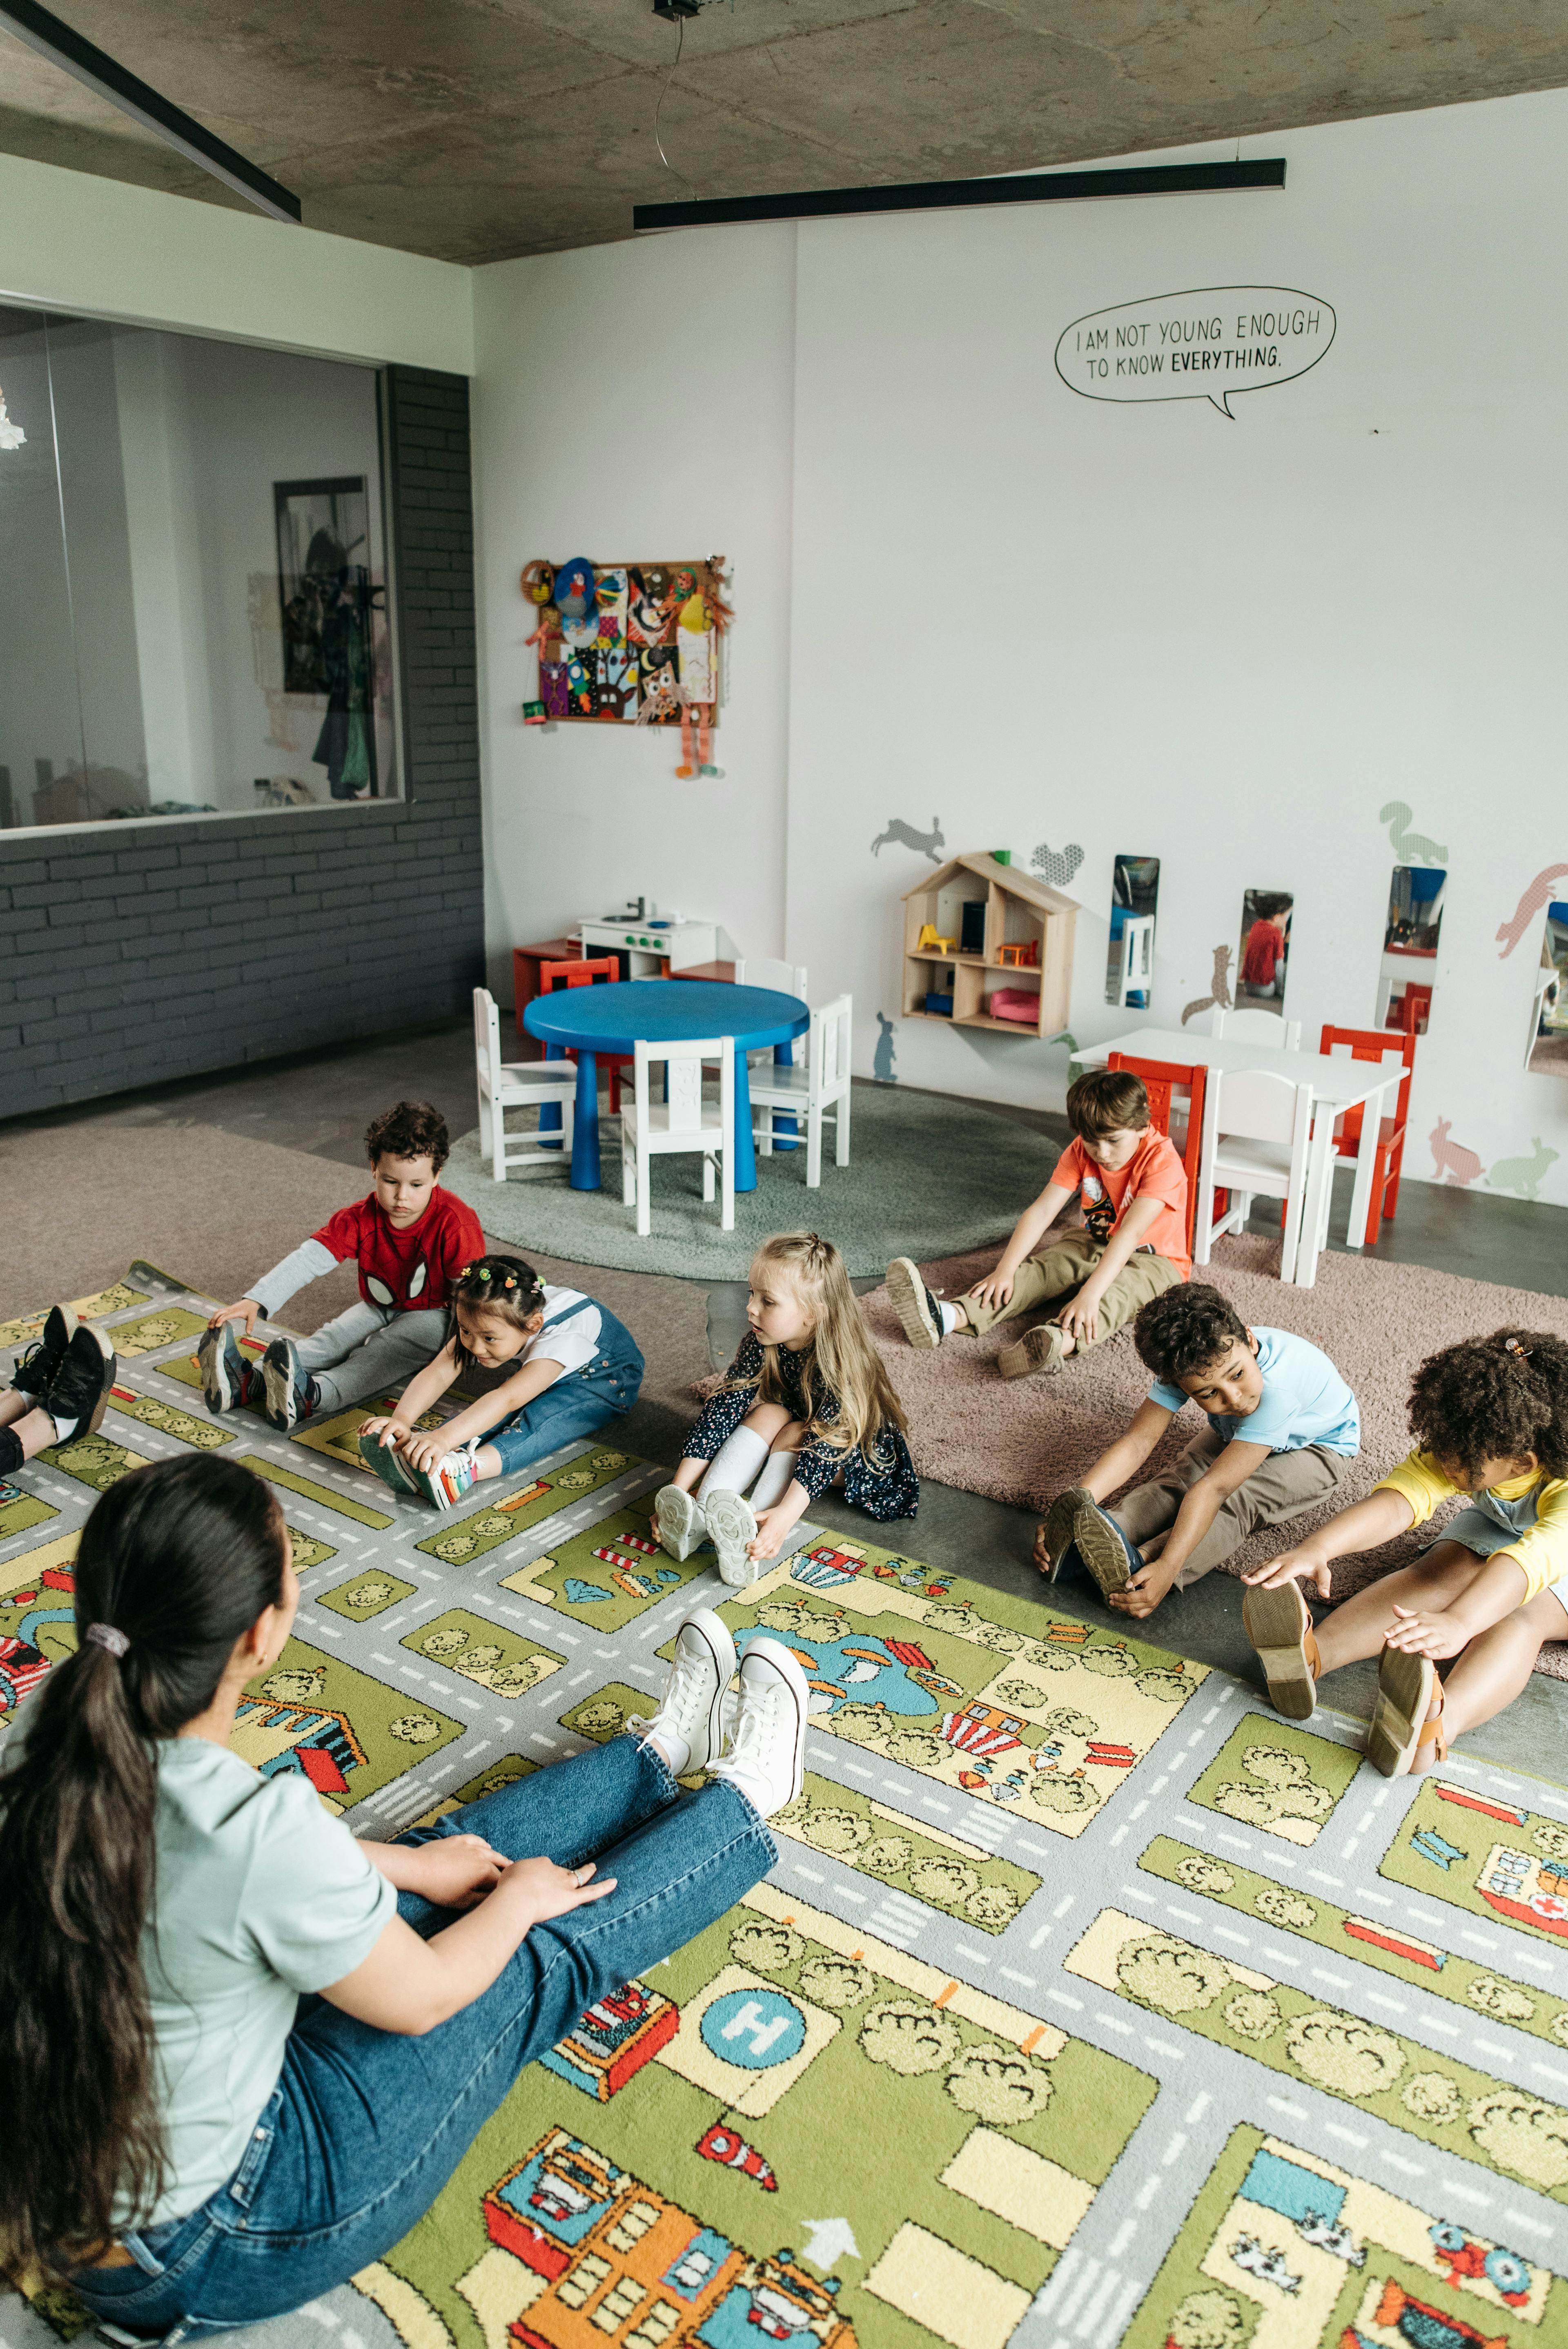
left=1385, top=1552, right=1530, bottom=1659
left=1056, top=1195, right=1162, bottom=1344
left=1243, top=1486, right=1415, bottom=1600
left=1080, top=1400, right=1173, bottom=1500
left=969, top=1183, right=1074, bottom=1309
left=361, top=1340, right=461, bottom=1442
left=393, top=1354, right=566, bottom=1472
left=1113, top=1436, right=1269, bottom=1611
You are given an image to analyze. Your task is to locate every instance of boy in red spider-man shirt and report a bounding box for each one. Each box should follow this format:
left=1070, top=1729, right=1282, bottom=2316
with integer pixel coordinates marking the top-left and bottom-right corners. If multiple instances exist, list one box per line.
left=198, top=1099, right=484, bottom=1432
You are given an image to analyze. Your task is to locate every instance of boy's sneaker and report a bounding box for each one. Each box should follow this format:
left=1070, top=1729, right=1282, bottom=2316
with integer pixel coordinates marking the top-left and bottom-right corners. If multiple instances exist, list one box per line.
left=198, top=1324, right=257, bottom=1415
left=655, top=1484, right=708, bottom=1560
left=999, top=1323, right=1070, bottom=1381
left=1037, top=1487, right=1093, bottom=1583
left=886, top=1258, right=944, bottom=1349
left=1243, top=1579, right=1321, bottom=1723
left=261, top=1337, right=319, bottom=1433
left=44, top=1324, right=117, bottom=1442
left=704, top=1488, right=760, bottom=1587
left=1071, top=1495, right=1140, bottom=1600
left=360, top=1428, right=422, bottom=1498
left=11, top=1305, right=73, bottom=1401
left=710, top=1637, right=810, bottom=1816
left=405, top=1446, right=477, bottom=1512
left=631, top=1607, right=737, bottom=1776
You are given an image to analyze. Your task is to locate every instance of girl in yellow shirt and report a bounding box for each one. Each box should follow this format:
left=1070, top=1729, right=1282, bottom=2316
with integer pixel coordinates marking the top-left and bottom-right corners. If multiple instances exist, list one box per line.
left=1241, top=1327, right=1568, bottom=1775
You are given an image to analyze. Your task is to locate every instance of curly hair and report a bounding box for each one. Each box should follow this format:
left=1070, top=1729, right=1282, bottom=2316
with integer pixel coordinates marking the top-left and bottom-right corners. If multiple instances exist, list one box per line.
left=364, top=1098, right=449, bottom=1172
left=1408, top=1328, right=1568, bottom=1480
left=1134, top=1283, right=1250, bottom=1386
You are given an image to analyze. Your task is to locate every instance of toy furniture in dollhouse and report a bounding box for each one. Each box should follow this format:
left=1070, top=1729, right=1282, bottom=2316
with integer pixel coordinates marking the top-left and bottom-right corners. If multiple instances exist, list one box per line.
left=473, top=988, right=578, bottom=1180
left=1211, top=1005, right=1303, bottom=1050
left=749, top=994, right=852, bottom=1188
left=1115, top=914, right=1154, bottom=1008
left=1195, top=1065, right=1319, bottom=1286
left=621, top=1036, right=735, bottom=1237
left=1107, top=1050, right=1209, bottom=1255
left=900, top=855, right=1077, bottom=1040
left=1319, top=1025, right=1414, bottom=1247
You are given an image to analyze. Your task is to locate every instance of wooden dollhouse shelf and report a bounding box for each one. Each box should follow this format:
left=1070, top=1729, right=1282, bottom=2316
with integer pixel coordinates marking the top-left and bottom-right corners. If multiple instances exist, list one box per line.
left=899, top=854, right=1078, bottom=1041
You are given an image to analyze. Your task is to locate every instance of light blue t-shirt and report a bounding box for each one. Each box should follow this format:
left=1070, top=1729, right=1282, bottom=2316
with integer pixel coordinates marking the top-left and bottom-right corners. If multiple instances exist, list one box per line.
left=1149, top=1326, right=1360, bottom=1457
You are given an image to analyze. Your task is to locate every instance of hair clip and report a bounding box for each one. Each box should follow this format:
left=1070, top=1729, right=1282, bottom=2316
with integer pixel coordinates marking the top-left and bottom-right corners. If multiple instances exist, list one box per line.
left=1504, top=1336, right=1533, bottom=1358
left=87, top=1622, right=129, bottom=1658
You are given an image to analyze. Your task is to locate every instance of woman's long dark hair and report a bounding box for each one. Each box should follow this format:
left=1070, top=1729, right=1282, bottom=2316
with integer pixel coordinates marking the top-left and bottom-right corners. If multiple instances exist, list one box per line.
left=0, top=1454, right=289, bottom=2274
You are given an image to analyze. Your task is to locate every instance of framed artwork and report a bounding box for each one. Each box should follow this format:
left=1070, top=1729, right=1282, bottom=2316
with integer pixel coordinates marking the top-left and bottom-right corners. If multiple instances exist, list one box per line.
left=274, top=476, right=383, bottom=800
left=520, top=557, right=729, bottom=731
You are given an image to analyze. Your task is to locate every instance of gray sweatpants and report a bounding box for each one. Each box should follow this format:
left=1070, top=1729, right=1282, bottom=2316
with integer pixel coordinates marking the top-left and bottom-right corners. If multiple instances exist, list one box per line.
left=290, top=1301, right=450, bottom=1415
left=1109, top=1424, right=1350, bottom=1587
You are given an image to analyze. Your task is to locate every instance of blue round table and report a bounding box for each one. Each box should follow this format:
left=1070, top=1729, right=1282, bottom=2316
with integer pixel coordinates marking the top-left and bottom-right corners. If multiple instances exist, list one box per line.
left=523, top=979, right=809, bottom=1193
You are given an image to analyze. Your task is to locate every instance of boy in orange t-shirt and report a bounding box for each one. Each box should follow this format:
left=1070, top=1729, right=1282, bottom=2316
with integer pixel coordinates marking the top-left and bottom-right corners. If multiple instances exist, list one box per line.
left=886, top=1068, right=1188, bottom=1380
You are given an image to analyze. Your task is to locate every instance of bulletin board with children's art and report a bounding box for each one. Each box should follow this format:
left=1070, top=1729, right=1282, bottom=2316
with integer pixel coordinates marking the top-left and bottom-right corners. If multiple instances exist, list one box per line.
left=521, top=556, right=732, bottom=777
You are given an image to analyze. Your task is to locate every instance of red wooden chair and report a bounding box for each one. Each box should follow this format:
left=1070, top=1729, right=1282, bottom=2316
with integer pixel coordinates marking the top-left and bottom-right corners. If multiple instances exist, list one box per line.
left=1319, top=1023, right=1416, bottom=1244
left=539, top=957, right=633, bottom=1112
left=1388, top=982, right=1432, bottom=1037
left=1106, top=1052, right=1212, bottom=1256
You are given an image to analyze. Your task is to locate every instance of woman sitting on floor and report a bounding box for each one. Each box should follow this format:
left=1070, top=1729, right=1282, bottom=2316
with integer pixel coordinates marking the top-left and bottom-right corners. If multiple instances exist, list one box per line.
left=0, top=1453, right=808, bottom=2333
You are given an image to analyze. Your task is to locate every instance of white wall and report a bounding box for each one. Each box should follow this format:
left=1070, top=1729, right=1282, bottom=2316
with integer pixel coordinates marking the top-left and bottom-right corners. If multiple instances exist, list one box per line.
left=0, top=152, right=471, bottom=373
left=471, top=90, right=1568, bottom=1207
left=471, top=225, right=798, bottom=989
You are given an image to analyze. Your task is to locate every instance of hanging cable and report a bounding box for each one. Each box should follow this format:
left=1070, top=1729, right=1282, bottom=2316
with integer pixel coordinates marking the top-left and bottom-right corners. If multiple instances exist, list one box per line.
left=654, top=15, right=695, bottom=194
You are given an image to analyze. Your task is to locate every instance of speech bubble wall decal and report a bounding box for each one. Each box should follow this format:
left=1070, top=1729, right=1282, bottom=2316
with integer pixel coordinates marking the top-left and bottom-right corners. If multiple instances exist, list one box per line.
left=1056, top=285, right=1336, bottom=419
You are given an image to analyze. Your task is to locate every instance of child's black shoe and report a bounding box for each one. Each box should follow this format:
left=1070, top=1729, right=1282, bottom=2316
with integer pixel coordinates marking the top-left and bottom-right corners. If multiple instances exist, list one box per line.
left=11, top=1304, right=73, bottom=1402
left=45, top=1325, right=117, bottom=1441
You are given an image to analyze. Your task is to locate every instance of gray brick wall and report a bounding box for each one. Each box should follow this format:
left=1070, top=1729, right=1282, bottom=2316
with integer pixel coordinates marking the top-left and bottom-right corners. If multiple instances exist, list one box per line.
left=0, top=364, right=483, bottom=1116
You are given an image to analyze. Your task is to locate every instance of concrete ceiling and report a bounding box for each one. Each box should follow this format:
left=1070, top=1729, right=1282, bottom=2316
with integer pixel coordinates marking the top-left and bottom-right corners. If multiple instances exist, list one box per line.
left=1, top=1, right=1565, bottom=265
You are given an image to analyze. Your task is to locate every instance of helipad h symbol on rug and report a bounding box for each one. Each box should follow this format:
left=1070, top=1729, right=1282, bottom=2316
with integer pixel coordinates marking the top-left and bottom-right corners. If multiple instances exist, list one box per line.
left=700, top=1988, right=808, bottom=2068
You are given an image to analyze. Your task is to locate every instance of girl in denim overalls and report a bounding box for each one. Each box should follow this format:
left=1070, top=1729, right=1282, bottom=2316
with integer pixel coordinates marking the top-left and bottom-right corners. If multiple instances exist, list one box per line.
left=360, top=1253, right=644, bottom=1510
left=1241, top=1327, right=1568, bottom=1775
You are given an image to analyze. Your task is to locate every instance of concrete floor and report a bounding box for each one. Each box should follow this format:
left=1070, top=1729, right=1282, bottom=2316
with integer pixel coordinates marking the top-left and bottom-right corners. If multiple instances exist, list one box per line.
left=11, top=1015, right=1567, bottom=1777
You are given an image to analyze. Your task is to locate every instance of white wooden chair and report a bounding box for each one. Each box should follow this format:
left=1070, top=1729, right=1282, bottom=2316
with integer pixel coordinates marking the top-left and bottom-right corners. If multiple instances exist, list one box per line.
left=1116, top=915, right=1154, bottom=1007
left=621, top=1036, right=735, bottom=1237
left=1210, top=1005, right=1303, bottom=1050
left=749, top=993, right=852, bottom=1188
left=734, top=957, right=808, bottom=999
left=1195, top=1065, right=1318, bottom=1285
left=473, top=987, right=577, bottom=1181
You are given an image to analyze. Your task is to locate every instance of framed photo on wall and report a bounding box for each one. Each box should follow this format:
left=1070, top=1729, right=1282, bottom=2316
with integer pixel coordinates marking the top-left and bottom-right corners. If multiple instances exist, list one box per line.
left=274, top=476, right=382, bottom=799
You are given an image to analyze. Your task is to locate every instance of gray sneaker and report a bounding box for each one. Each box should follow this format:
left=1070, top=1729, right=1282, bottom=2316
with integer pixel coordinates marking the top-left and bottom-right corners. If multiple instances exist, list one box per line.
left=704, top=1487, right=760, bottom=1587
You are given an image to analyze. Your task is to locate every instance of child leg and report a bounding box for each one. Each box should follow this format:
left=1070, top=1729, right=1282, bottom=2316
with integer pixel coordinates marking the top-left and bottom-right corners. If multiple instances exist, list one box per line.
left=1407, top=1587, right=1568, bottom=1767
left=656, top=1403, right=794, bottom=1562
left=1312, top=1543, right=1485, bottom=1675
left=998, top=1250, right=1180, bottom=1380
left=954, top=1233, right=1102, bottom=1335
left=701, top=1412, right=806, bottom=1588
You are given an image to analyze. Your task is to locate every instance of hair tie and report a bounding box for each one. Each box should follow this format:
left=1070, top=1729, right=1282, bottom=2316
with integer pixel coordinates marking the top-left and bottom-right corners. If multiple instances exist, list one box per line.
left=1505, top=1337, right=1533, bottom=1360
left=87, top=1622, right=129, bottom=1658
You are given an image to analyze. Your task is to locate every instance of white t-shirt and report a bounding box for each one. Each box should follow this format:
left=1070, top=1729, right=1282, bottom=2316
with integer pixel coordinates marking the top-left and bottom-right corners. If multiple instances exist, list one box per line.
left=133, top=1739, right=394, bottom=2222
left=522, top=1286, right=605, bottom=1386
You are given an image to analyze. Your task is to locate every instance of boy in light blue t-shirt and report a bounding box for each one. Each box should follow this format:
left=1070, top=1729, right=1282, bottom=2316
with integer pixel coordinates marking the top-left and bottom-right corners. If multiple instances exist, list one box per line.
left=1035, top=1283, right=1359, bottom=1619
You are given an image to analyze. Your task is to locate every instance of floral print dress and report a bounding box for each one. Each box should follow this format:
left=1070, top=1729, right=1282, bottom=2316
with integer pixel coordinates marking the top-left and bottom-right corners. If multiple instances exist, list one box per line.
left=683, top=1331, right=919, bottom=1522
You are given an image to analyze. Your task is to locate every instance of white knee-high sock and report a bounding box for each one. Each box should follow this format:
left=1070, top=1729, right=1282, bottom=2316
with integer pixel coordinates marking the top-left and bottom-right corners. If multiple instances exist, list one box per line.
left=746, top=1448, right=798, bottom=1513
left=697, top=1426, right=769, bottom=1502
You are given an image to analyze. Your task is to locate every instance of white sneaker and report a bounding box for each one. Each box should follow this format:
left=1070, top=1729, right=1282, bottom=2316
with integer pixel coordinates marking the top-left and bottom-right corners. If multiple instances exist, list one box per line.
left=704, top=1488, right=760, bottom=1587
left=655, top=1483, right=708, bottom=1561
left=633, top=1607, right=737, bottom=1776
left=710, top=1638, right=809, bottom=1817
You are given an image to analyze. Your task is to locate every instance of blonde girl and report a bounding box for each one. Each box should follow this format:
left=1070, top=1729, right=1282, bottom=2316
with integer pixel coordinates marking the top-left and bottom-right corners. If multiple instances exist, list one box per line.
left=655, top=1231, right=917, bottom=1585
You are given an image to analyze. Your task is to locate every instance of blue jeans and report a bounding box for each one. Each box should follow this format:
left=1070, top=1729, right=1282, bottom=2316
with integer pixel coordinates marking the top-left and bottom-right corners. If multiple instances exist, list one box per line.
left=71, top=1738, right=771, bottom=2342
left=484, top=1312, right=644, bottom=1475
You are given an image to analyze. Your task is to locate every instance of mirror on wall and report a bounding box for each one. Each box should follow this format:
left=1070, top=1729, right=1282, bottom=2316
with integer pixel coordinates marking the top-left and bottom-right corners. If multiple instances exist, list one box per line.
left=1105, top=854, right=1160, bottom=1008
left=1236, top=889, right=1292, bottom=1007
left=1376, top=865, right=1444, bottom=1037
left=1527, top=899, right=1568, bottom=1077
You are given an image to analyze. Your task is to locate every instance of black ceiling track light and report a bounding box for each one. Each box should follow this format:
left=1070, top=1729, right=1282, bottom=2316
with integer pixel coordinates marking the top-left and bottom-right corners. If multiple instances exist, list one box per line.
left=635, top=156, right=1285, bottom=234
left=0, top=0, right=301, bottom=223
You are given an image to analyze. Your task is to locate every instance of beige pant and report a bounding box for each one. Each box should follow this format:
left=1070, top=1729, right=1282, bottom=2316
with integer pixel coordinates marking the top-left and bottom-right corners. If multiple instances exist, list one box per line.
left=957, top=1229, right=1182, bottom=1351
left=1111, top=1424, right=1350, bottom=1587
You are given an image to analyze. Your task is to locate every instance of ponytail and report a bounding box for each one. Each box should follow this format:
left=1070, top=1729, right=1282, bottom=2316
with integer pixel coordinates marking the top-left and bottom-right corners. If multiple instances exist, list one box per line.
left=0, top=1455, right=288, bottom=2274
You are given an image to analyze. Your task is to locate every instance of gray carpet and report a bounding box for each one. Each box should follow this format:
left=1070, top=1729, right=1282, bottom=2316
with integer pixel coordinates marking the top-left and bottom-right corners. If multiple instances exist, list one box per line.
left=441, top=1081, right=1058, bottom=1277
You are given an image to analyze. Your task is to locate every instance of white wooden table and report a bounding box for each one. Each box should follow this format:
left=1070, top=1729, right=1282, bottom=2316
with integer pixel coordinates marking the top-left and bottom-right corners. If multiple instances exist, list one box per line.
left=1071, top=1027, right=1401, bottom=1285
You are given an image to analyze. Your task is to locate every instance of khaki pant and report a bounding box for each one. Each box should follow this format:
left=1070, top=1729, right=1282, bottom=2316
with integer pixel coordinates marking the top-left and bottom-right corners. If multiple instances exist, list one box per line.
left=1111, top=1424, right=1350, bottom=1587
left=956, top=1230, right=1181, bottom=1351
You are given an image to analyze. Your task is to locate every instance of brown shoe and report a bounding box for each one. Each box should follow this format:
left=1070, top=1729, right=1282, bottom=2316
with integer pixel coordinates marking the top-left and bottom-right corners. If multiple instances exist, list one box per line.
left=1038, top=1487, right=1090, bottom=1582
left=1368, top=1647, right=1445, bottom=1777
left=1242, top=1580, right=1322, bottom=1721
left=999, top=1323, right=1069, bottom=1381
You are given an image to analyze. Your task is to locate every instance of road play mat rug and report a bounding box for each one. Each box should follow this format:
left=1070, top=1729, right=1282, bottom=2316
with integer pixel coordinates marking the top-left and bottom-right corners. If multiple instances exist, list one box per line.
left=4, top=1272, right=1568, bottom=2349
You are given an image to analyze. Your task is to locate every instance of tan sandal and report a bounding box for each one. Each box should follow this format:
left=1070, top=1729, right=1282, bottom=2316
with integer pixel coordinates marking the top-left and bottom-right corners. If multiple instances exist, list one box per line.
left=1368, top=1647, right=1446, bottom=1777
left=1242, top=1579, right=1323, bottom=1721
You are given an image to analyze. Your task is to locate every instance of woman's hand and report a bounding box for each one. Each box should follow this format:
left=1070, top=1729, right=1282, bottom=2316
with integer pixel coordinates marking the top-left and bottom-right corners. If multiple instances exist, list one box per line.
left=403, top=1834, right=509, bottom=1910
left=504, top=1856, right=617, bottom=1923
left=967, top=1268, right=1016, bottom=1310
left=209, top=1298, right=261, bottom=1336
left=1385, top=1604, right=1472, bottom=1661
left=1243, top=1546, right=1334, bottom=1600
